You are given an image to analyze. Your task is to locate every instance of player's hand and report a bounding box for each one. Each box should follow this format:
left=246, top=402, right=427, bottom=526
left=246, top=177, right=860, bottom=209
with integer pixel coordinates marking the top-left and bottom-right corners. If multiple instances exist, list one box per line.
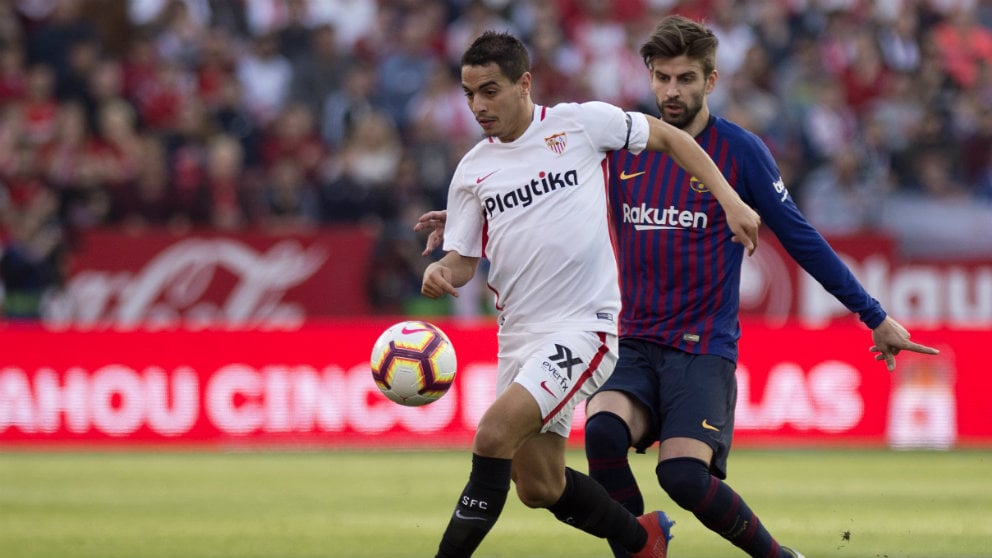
left=421, top=261, right=459, bottom=299
left=414, top=210, right=447, bottom=256
left=725, top=201, right=760, bottom=256
left=870, top=316, right=940, bottom=371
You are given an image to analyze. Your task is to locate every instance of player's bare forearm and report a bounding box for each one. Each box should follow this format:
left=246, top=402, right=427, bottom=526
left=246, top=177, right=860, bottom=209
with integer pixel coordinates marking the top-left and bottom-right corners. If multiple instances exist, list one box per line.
left=644, top=116, right=760, bottom=254
left=421, top=251, right=478, bottom=299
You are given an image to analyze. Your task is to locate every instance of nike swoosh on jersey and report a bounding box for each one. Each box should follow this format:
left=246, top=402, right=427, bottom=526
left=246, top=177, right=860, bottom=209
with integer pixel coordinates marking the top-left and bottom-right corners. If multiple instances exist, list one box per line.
left=476, top=170, right=499, bottom=184
left=619, top=170, right=646, bottom=180
left=701, top=419, right=720, bottom=432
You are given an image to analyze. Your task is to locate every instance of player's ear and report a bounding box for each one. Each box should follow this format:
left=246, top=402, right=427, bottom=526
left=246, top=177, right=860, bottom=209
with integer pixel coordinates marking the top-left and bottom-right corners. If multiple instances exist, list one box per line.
left=705, top=70, right=718, bottom=95
left=519, top=71, right=532, bottom=97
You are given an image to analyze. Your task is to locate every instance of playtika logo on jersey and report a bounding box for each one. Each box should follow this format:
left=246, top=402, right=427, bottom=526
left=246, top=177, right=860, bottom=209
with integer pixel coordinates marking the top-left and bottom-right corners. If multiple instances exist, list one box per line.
left=482, top=169, right=579, bottom=218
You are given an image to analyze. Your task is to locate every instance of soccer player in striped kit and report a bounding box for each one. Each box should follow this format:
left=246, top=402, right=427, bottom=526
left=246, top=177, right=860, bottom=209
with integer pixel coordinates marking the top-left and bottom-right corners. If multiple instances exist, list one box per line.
left=584, top=15, right=940, bottom=558
left=419, top=30, right=761, bottom=558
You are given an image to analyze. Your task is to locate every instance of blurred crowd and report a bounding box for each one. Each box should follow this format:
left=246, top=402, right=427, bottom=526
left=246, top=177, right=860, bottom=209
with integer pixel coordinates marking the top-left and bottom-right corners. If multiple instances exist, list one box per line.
left=0, top=0, right=990, bottom=318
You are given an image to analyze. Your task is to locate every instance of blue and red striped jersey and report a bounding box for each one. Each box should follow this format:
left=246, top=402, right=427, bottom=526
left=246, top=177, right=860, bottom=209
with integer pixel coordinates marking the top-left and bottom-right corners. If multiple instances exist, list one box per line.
left=607, top=115, right=885, bottom=362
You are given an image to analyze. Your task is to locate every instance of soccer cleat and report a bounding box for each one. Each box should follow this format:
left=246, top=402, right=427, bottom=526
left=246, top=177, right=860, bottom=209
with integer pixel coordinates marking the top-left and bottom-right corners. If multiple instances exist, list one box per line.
left=630, top=511, right=674, bottom=558
left=781, top=547, right=806, bottom=558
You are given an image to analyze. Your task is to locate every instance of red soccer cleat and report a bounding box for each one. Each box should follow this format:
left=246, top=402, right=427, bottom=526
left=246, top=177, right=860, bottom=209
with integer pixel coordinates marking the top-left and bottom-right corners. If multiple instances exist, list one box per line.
left=630, top=511, right=675, bottom=558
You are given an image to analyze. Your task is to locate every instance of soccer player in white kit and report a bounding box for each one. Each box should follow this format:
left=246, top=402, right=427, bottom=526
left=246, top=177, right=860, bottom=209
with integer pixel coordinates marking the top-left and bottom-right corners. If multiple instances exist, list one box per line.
left=420, top=31, right=760, bottom=558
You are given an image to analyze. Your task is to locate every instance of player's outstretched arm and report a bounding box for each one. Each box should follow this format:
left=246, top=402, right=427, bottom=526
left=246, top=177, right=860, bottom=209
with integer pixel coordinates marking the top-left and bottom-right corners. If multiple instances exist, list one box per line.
left=642, top=114, right=760, bottom=255
left=422, top=251, right=478, bottom=299
left=869, top=316, right=940, bottom=371
left=414, top=210, right=447, bottom=256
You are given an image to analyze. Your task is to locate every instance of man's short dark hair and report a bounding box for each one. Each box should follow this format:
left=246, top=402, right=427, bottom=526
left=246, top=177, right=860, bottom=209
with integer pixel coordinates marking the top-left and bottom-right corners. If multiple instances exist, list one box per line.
left=640, top=15, right=719, bottom=77
left=461, top=30, right=530, bottom=83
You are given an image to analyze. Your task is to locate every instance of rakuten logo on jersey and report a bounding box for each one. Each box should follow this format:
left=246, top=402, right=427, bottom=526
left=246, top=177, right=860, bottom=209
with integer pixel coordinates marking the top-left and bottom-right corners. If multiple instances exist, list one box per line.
left=622, top=202, right=709, bottom=231
left=483, top=169, right=578, bottom=217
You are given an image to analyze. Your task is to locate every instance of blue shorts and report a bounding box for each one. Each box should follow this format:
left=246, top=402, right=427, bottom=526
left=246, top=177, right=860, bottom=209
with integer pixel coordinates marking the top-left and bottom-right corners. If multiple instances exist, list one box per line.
left=596, top=338, right=737, bottom=479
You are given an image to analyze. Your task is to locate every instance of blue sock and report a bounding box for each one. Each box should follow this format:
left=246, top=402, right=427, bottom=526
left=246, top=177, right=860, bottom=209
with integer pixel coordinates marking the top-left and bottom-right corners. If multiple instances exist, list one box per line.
left=586, top=412, right=643, bottom=557
left=658, top=457, right=787, bottom=557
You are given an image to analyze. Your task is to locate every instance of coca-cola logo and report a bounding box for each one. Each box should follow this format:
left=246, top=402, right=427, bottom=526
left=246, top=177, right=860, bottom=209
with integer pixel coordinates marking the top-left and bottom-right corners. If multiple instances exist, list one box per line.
left=46, top=238, right=328, bottom=329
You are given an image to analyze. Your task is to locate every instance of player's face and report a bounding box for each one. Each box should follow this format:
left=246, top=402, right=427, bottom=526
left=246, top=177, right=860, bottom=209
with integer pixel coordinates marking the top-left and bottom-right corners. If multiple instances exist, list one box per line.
left=647, top=55, right=715, bottom=132
left=462, top=63, right=532, bottom=142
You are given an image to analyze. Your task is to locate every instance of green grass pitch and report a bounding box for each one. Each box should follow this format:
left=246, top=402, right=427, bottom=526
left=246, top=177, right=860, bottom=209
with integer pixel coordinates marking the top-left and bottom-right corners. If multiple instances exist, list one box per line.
left=2, top=448, right=990, bottom=557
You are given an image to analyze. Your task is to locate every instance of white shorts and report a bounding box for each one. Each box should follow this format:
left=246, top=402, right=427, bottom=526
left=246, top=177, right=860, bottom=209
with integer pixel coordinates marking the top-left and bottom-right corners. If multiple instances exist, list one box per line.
left=497, top=328, right=619, bottom=437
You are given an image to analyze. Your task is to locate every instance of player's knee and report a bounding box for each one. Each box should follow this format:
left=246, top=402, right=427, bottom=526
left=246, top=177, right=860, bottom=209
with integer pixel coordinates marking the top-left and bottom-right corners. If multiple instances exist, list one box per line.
left=472, top=420, right=519, bottom=458
left=513, top=476, right=560, bottom=509
left=584, top=412, right=632, bottom=457
left=656, top=457, right=711, bottom=509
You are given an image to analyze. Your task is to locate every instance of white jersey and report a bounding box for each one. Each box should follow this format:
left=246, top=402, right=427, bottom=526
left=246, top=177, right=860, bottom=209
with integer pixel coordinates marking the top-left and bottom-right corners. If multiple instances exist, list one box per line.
left=443, top=102, right=649, bottom=333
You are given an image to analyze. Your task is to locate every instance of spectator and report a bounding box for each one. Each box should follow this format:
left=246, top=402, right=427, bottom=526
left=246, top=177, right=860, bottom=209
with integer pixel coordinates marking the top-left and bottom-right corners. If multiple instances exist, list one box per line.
left=193, top=27, right=237, bottom=110
left=0, top=42, right=27, bottom=105
left=840, top=30, right=890, bottom=115
left=25, top=0, right=98, bottom=91
left=321, top=61, right=379, bottom=150
left=321, top=110, right=401, bottom=224
left=261, top=157, right=322, bottom=232
left=374, top=11, right=442, bottom=132
left=751, top=0, right=797, bottom=67
left=801, top=78, right=859, bottom=163
left=445, top=0, right=518, bottom=69
left=876, top=8, right=922, bottom=73
left=19, top=64, right=60, bottom=146
left=288, top=23, right=351, bottom=122
left=565, top=0, right=640, bottom=105
left=235, top=31, right=292, bottom=127
left=137, top=59, right=194, bottom=131
left=0, top=183, right=64, bottom=319
left=40, top=101, right=109, bottom=235
left=118, top=134, right=180, bottom=231
left=149, top=0, right=207, bottom=68
left=800, top=144, right=885, bottom=236
left=210, top=74, right=262, bottom=167
left=526, top=14, right=586, bottom=106
left=274, top=0, right=313, bottom=64
left=930, top=3, right=992, bottom=89
left=259, top=102, right=326, bottom=183
left=203, top=133, right=255, bottom=229
left=89, top=98, right=144, bottom=222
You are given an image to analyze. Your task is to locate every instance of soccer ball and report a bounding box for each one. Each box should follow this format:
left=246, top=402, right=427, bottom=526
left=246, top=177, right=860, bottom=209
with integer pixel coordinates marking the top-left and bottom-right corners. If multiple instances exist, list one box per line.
left=370, top=320, right=457, bottom=406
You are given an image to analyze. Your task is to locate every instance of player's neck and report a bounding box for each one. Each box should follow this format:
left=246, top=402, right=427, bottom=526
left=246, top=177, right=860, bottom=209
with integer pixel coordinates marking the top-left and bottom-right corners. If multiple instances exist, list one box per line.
left=499, top=99, right=535, bottom=143
left=683, top=105, right=712, bottom=138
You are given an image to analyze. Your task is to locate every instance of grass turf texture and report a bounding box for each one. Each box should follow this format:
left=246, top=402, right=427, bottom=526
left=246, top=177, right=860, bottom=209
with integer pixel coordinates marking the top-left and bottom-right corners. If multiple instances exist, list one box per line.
left=1, top=449, right=989, bottom=557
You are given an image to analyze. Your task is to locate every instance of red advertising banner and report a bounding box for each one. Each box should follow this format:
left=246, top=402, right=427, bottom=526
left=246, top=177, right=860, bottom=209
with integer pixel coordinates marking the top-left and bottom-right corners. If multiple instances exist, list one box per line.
left=54, top=228, right=377, bottom=326
left=0, top=320, right=986, bottom=449
left=739, top=233, right=992, bottom=328
left=38, top=228, right=992, bottom=328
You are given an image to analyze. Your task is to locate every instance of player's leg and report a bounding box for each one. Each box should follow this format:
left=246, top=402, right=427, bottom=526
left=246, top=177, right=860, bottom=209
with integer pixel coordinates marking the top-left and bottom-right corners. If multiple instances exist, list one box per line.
left=509, top=330, right=668, bottom=556
left=655, top=353, right=795, bottom=558
left=586, top=339, right=663, bottom=558
left=511, top=431, right=647, bottom=553
left=434, top=383, right=542, bottom=558
left=586, top=391, right=651, bottom=513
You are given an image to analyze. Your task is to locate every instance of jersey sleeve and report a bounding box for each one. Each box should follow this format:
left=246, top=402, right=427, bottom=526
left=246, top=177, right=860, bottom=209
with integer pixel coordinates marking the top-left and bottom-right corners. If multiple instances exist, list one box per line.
left=739, top=135, right=887, bottom=328
left=573, top=101, right=649, bottom=154
left=442, top=159, right=484, bottom=258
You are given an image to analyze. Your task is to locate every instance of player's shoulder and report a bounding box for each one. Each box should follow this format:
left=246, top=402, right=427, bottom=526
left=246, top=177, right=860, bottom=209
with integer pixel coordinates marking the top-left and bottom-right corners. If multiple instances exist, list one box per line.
left=546, top=100, right=625, bottom=123
left=710, top=116, right=768, bottom=149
